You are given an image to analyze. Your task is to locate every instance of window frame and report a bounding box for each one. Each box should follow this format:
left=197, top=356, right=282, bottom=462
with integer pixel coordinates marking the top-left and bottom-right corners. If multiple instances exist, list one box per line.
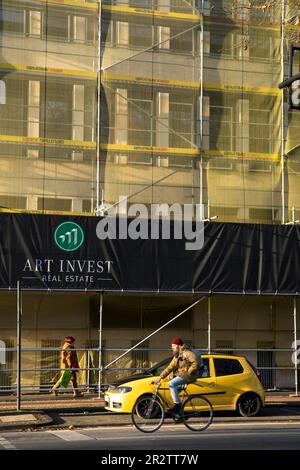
left=213, top=357, right=244, bottom=377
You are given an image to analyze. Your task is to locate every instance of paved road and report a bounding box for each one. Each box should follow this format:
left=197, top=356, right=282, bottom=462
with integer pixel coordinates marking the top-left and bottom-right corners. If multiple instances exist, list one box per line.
left=1, top=422, right=300, bottom=450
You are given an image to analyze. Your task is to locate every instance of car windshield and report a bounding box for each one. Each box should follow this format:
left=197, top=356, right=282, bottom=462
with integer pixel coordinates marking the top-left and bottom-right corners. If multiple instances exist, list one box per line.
left=145, top=356, right=210, bottom=378
left=146, top=357, right=172, bottom=376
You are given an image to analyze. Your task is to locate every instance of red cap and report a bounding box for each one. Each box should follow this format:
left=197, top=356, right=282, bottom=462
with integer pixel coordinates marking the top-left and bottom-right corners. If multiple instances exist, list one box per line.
left=65, top=336, right=75, bottom=343
left=171, top=337, right=183, bottom=346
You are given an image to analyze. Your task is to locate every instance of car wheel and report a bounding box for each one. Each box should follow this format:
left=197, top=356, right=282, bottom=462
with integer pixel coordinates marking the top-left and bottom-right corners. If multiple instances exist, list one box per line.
left=237, top=393, right=262, bottom=417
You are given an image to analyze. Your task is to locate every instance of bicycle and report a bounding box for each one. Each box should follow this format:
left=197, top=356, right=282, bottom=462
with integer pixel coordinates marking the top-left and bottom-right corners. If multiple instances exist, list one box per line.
left=131, top=381, right=214, bottom=433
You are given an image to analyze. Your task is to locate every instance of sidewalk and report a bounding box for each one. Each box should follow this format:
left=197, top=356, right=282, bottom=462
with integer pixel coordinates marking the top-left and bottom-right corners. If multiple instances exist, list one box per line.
left=1, top=390, right=300, bottom=412
left=0, top=391, right=300, bottom=432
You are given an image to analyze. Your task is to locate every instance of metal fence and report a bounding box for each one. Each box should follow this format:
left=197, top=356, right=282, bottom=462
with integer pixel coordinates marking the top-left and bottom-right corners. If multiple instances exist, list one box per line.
left=0, top=346, right=298, bottom=410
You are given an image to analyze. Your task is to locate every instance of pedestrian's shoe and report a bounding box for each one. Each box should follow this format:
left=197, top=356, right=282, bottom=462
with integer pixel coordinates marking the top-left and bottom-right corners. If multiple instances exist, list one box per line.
left=73, top=392, right=83, bottom=398
left=50, top=389, right=58, bottom=397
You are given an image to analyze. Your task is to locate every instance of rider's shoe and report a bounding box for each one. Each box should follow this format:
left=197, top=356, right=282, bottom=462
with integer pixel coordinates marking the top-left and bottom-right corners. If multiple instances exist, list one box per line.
left=169, top=403, right=181, bottom=414
left=173, top=413, right=184, bottom=424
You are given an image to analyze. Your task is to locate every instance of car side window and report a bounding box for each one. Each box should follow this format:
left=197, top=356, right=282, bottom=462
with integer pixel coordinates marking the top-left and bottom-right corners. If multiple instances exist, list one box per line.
left=198, top=358, right=210, bottom=378
left=214, top=358, right=244, bottom=377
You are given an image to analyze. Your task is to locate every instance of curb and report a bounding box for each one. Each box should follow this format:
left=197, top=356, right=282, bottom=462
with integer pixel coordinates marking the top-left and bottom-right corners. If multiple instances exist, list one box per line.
left=38, top=415, right=300, bottom=431
left=2, top=414, right=300, bottom=432
left=0, top=411, right=53, bottom=432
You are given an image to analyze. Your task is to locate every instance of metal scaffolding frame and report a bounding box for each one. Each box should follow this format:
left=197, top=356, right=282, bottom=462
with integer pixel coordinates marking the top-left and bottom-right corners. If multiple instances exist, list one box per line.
left=7, top=284, right=299, bottom=410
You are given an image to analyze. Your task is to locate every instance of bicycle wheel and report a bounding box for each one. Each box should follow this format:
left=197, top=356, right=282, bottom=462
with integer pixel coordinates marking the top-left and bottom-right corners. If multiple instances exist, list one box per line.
left=182, top=395, right=213, bottom=432
left=131, top=396, right=165, bottom=433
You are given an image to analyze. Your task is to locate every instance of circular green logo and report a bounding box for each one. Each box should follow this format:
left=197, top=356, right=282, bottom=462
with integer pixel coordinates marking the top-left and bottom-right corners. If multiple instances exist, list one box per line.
left=54, top=222, right=84, bottom=252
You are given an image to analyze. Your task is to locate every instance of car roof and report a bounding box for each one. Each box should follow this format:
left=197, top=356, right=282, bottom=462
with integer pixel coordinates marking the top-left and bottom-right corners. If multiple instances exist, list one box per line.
left=203, top=354, right=245, bottom=360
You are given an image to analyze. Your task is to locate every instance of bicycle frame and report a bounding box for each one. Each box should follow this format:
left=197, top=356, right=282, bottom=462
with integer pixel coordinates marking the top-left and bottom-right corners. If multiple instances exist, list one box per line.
left=151, top=382, right=206, bottom=411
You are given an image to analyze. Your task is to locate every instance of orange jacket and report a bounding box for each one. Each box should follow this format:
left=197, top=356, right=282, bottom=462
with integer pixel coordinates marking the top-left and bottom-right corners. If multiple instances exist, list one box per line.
left=60, top=342, right=79, bottom=370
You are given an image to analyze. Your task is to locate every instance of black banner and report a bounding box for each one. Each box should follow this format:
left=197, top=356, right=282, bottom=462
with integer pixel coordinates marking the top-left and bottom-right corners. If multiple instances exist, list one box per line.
left=0, top=213, right=299, bottom=294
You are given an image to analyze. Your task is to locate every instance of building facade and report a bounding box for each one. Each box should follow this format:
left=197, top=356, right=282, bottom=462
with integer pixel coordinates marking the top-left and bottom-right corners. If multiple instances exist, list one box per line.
left=0, top=0, right=299, bottom=392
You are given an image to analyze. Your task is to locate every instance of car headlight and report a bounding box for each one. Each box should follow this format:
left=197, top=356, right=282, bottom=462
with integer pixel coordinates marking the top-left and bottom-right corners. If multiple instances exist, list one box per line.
left=115, top=386, right=132, bottom=394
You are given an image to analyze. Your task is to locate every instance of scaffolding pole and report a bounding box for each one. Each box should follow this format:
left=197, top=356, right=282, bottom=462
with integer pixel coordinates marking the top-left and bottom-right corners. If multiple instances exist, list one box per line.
left=16, top=281, right=22, bottom=411
left=98, top=292, right=103, bottom=398
left=208, top=296, right=211, bottom=354
left=293, top=297, right=298, bottom=396
left=96, top=0, right=103, bottom=211
left=199, top=0, right=204, bottom=220
left=281, top=0, right=286, bottom=224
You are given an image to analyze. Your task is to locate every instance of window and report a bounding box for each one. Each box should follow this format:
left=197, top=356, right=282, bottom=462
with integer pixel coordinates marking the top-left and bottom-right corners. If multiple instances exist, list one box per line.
left=210, top=31, right=233, bottom=57
left=214, top=358, right=244, bottom=376
left=248, top=160, right=272, bottom=172
left=82, top=199, right=92, bottom=213
left=117, top=21, right=129, bottom=46
left=210, top=206, right=239, bottom=219
left=128, top=99, right=152, bottom=146
left=38, top=198, right=72, bottom=212
left=43, top=83, right=72, bottom=139
left=249, top=208, right=273, bottom=222
left=209, top=157, right=234, bottom=170
left=129, top=0, right=154, bottom=8
left=170, top=26, right=193, bottom=54
left=169, top=102, right=193, bottom=148
left=129, top=154, right=152, bottom=165
left=43, top=11, right=69, bottom=41
left=28, top=10, right=41, bottom=37
left=129, top=22, right=153, bottom=48
left=101, top=20, right=112, bottom=45
left=0, top=79, right=26, bottom=136
left=168, top=156, right=192, bottom=168
left=198, top=358, right=210, bottom=378
left=249, top=109, right=271, bottom=153
left=0, top=7, right=25, bottom=34
left=157, top=26, right=170, bottom=50
left=249, top=32, right=274, bottom=61
left=0, top=80, right=5, bottom=104
left=210, top=105, right=233, bottom=151
left=0, top=196, right=27, bottom=210
left=72, top=16, right=86, bottom=42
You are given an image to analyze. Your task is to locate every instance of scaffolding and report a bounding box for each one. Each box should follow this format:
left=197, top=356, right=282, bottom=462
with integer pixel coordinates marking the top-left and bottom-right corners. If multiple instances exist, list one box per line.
left=1, top=0, right=300, bottom=222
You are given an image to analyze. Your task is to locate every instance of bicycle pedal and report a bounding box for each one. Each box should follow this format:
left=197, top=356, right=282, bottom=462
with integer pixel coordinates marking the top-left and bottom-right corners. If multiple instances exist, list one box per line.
left=173, top=413, right=184, bottom=423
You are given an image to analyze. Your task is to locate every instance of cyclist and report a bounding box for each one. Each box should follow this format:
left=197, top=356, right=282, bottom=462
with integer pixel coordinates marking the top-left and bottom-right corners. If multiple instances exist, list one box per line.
left=153, top=337, right=199, bottom=417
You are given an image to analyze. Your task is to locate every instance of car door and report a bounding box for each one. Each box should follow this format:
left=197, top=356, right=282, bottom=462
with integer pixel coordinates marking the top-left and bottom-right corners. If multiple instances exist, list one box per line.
left=213, top=357, right=246, bottom=409
left=161, top=357, right=217, bottom=406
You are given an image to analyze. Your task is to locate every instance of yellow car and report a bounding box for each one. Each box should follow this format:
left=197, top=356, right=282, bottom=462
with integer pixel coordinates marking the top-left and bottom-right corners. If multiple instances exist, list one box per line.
left=104, top=354, right=265, bottom=417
